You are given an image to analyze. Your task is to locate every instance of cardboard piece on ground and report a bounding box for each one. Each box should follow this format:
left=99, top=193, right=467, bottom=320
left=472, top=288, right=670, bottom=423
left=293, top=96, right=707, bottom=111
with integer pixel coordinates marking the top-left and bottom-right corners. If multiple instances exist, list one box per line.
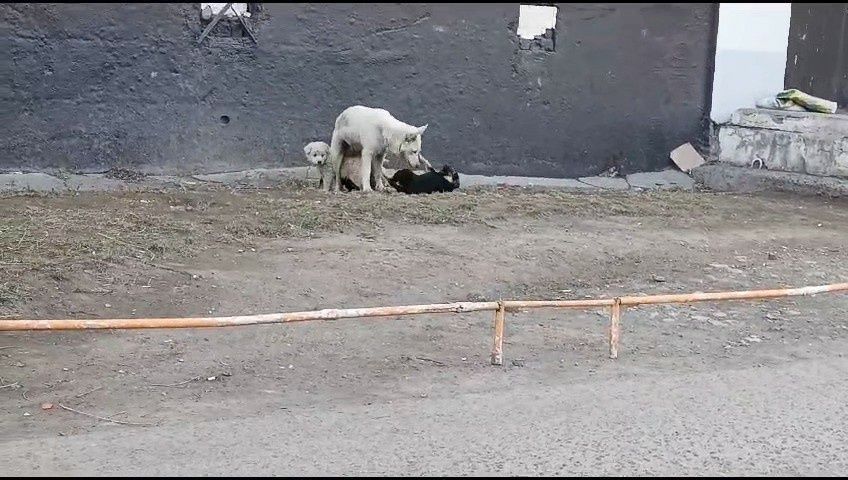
left=670, top=143, right=705, bottom=173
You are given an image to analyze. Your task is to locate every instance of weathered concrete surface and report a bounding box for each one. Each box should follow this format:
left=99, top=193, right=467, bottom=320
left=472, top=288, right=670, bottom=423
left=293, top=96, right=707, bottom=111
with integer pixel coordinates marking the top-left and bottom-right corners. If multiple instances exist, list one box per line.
left=0, top=3, right=718, bottom=178
left=0, top=172, right=152, bottom=193
left=458, top=174, right=591, bottom=189
left=718, top=109, right=848, bottom=178
left=0, top=172, right=186, bottom=194
left=626, top=169, right=695, bottom=191
left=195, top=167, right=603, bottom=191
left=692, top=163, right=848, bottom=198
left=727, top=108, right=848, bottom=134
left=0, top=173, right=64, bottom=193
left=193, top=167, right=315, bottom=188
left=577, top=176, right=630, bottom=190
left=0, top=169, right=701, bottom=194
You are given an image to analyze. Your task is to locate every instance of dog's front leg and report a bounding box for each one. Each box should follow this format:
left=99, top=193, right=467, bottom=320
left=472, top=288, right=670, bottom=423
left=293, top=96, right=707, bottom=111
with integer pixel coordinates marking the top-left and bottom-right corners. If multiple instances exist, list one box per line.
left=372, top=153, right=386, bottom=192
left=359, top=149, right=374, bottom=192
left=316, top=164, right=327, bottom=191
left=328, top=133, right=344, bottom=192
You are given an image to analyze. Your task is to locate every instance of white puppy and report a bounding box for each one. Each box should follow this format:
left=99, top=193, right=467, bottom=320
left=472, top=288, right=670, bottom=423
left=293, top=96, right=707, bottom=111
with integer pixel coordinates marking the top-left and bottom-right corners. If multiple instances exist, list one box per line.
left=327, top=106, right=431, bottom=193
left=304, top=141, right=390, bottom=191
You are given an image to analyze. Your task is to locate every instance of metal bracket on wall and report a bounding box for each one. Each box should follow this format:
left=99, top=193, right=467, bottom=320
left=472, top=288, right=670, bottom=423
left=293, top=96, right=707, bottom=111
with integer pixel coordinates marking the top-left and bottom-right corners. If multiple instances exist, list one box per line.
left=197, top=2, right=258, bottom=46
left=197, top=2, right=232, bottom=45
left=231, top=5, right=258, bottom=44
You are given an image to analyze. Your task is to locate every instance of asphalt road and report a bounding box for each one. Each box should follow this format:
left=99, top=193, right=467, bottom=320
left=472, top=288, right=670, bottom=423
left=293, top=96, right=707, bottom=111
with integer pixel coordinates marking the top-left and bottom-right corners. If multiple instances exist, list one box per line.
left=3, top=355, right=847, bottom=476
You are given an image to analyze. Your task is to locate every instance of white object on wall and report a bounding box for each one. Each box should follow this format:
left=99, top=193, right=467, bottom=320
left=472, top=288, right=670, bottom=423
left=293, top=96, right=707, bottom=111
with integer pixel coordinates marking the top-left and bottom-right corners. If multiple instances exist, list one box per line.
left=517, top=5, right=558, bottom=39
left=201, top=3, right=250, bottom=18
left=710, top=3, right=792, bottom=123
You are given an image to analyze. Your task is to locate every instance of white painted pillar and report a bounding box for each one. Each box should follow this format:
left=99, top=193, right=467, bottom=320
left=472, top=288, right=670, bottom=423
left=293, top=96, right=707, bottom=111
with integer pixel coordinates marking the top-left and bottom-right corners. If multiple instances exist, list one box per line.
left=710, top=3, right=793, bottom=123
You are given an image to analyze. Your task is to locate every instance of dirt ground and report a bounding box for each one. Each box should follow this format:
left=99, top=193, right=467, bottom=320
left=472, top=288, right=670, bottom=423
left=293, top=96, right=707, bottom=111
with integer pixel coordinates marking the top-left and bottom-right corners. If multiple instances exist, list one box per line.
left=1, top=181, right=847, bottom=474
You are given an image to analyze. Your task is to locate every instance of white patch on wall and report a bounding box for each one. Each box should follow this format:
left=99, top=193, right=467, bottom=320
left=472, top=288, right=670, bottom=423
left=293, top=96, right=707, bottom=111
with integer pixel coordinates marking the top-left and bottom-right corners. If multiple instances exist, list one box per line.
left=517, top=5, right=558, bottom=39
left=201, top=3, right=250, bottom=18
left=710, top=3, right=791, bottom=123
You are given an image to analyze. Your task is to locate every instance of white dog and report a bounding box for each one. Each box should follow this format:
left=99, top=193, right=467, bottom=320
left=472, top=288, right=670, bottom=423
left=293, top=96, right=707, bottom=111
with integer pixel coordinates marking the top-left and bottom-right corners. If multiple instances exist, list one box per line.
left=326, top=106, right=432, bottom=193
left=304, top=141, right=391, bottom=191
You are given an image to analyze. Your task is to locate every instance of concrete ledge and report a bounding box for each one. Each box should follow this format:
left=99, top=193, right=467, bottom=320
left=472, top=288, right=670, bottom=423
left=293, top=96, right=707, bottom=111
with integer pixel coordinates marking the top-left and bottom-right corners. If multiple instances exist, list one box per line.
left=718, top=108, right=848, bottom=178
left=192, top=167, right=315, bottom=188
left=458, top=174, right=593, bottom=189
left=729, top=108, right=848, bottom=134
left=577, top=176, right=630, bottom=190
left=692, top=163, right=848, bottom=198
left=0, top=172, right=187, bottom=194
left=0, top=173, right=65, bottom=192
left=626, top=170, right=695, bottom=191
left=0, top=168, right=696, bottom=195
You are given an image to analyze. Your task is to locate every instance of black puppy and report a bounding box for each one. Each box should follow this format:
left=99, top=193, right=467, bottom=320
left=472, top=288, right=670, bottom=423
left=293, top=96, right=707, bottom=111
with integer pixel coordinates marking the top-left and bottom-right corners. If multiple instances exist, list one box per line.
left=339, top=174, right=390, bottom=192
left=388, top=165, right=460, bottom=194
left=340, top=177, right=372, bottom=192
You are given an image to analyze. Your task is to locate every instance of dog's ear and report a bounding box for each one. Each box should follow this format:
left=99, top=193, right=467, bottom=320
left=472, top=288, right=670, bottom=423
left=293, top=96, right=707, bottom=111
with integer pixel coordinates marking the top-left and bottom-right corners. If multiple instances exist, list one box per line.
left=303, top=144, right=312, bottom=155
left=417, top=124, right=428, bottom=135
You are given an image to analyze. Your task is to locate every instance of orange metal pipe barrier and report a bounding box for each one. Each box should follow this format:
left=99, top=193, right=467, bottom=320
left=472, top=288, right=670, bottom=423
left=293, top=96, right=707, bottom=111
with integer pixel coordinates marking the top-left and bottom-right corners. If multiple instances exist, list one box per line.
left=617, top=283, right=848, bottom=306
left=1, top=283, right=846, bottom=362
left=0, top=301, right=501, bottom=331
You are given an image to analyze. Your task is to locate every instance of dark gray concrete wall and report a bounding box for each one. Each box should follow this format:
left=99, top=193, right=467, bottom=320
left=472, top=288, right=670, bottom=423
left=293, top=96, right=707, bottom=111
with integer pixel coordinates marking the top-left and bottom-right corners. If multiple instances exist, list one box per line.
left=785, top=3, right=848, bottom=110
left=1, top=3, right=717, bottom=177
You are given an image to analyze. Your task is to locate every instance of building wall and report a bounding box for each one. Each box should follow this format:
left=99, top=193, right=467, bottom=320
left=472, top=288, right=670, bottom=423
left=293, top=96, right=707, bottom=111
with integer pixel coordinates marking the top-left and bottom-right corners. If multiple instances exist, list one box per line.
left=785, top=3, right=848, bottom=109
left=1, top=3, right=718, bottom=177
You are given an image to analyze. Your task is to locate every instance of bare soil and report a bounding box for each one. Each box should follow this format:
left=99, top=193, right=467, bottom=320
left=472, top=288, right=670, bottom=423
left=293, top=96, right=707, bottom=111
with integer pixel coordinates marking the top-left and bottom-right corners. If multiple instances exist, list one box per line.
left=2, top=182, right=847, bottom=460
